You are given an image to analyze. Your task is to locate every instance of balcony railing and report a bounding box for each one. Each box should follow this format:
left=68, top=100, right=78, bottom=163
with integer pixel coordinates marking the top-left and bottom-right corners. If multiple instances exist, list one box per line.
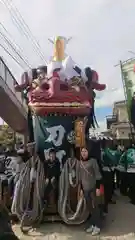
left=0, top=57, right=27, bottom=112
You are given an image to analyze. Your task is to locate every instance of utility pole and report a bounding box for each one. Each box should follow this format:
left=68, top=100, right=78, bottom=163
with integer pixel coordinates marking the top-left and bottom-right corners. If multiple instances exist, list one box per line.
left=115, top=59, right=134, bottom=141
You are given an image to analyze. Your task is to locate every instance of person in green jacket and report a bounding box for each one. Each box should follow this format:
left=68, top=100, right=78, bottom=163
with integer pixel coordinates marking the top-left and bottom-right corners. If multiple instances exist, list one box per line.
left=101, top=143, right=116, bottom=208
left=119, top=145, right=135, bottom=198
left=123, top=146, right=135, bottom=204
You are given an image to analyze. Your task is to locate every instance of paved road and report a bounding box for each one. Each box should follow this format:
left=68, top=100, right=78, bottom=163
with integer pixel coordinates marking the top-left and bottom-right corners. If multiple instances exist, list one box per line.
left=13, top=193, right=135, bottom=240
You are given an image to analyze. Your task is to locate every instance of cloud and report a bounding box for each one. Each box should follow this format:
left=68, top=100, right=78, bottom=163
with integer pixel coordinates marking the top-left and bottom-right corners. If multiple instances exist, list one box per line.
left=95, top=118, right=107, bottom=132
left=95, top=88, right=124, bottom=108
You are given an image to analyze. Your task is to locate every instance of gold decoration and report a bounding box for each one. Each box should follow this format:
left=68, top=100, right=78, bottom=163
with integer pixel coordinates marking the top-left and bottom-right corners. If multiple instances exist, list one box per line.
left=74, top=118, right=86, bottom=147
left=53, top=36, right=65, bottom=62
left=32, top=78, right=40, bottom=89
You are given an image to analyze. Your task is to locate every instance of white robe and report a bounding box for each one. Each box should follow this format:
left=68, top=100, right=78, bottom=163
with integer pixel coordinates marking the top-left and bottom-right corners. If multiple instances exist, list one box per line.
left=47, top=56, right=81, bottom=81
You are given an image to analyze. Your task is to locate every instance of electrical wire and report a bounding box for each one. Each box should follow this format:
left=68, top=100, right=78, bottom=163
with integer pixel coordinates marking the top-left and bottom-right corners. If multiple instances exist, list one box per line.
left=1, top=0, right=46, bottom=62
left=0, top=42, right=26, bottom=69
left=1, top=0, right=47, bottom=63
left=0, top=23, right=32, bottom=68
left=0, top=28, right=31, bottom=68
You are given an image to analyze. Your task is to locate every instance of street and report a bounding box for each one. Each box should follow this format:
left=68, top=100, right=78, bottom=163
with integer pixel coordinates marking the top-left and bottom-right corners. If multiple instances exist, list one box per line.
left=13, top=192, right=135, bottom=240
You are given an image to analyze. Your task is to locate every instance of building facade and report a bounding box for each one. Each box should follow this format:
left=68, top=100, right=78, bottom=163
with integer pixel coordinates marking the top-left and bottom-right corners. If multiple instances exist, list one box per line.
left=106, top=100, right=134, bottom=139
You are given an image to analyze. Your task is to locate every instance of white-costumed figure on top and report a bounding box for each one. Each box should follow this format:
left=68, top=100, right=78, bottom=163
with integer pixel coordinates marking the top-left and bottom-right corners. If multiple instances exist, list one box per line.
left=47, top=36, right=106, bottom=93
left=47, top=36, right=84, bottom=82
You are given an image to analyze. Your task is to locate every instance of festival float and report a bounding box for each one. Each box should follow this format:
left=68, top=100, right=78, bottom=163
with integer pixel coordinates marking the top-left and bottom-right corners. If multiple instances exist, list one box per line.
left=12, top=36, right=106, bottom=230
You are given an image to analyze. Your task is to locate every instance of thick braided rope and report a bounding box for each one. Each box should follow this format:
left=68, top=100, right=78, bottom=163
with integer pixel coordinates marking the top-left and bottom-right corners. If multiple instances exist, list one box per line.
left=58, top=158, right=89, bottom=224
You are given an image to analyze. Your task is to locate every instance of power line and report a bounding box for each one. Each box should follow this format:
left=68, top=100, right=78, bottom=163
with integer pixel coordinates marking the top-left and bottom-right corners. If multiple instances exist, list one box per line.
left=0, top=28, right=31, bottom=68
left=0, top=23, right=32, bottom=68
left=128, top=51, right=135, bottom=56
left=1, top=0, right=47, bottom=63
left=0, top=42, right=25, bottom=69
left=1, top=0, right=45, bottom=61
left=1, top=1, right=29, bottom=40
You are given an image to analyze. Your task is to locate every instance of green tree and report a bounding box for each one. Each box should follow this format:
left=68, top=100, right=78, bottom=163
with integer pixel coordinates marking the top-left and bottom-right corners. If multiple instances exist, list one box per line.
left=0, top=125, right=15, bottom=149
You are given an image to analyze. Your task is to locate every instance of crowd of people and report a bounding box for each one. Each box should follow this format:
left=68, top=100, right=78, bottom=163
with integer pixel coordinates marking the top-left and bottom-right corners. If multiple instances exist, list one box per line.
left=0, top=139, right=135, bottom=237
left=43, top=140, right=135, bottom=236
left=32, top=139, right=135, bottom=236
left=79, top=140, right=135, bottom=236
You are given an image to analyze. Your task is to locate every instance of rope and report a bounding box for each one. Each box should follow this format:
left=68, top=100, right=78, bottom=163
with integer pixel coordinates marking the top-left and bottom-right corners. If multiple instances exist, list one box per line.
left=58, top=157, right=89, bottom=224
left=11, top=156, right=89, bottom=228
left=11, top=157, right=45, bottom=232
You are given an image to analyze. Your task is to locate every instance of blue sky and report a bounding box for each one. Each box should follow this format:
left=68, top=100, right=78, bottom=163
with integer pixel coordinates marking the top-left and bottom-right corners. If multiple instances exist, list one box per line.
left=1, top=0, right=135, bottom=131
left=96, top=107, right=112, bottom=120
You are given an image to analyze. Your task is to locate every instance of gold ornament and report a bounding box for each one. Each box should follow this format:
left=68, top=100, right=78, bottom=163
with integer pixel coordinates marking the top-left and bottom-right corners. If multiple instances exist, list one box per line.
left=53, top=36, right=65, bottom=62
left=74, top=118, right=86, bottom=147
